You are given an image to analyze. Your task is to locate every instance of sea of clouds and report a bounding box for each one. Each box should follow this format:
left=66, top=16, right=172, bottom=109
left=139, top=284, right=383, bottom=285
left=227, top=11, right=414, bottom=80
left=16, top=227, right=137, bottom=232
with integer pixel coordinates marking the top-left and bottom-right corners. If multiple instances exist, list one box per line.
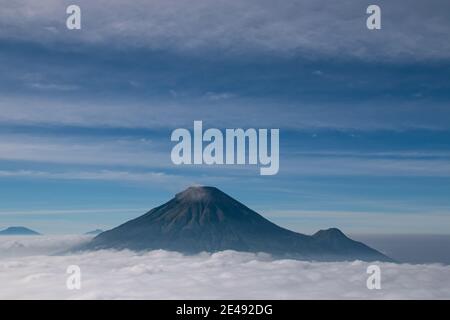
left=0, top=236, right=449, bottom=299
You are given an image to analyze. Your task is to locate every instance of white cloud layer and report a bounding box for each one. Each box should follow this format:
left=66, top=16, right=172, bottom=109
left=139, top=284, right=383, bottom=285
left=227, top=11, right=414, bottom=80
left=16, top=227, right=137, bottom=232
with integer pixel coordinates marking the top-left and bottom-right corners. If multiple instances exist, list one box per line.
left=1, top=0, right=450, bottom=61
left=0, top=235, right=91, bottom=258
left=0, top=236, right=449, bottom=299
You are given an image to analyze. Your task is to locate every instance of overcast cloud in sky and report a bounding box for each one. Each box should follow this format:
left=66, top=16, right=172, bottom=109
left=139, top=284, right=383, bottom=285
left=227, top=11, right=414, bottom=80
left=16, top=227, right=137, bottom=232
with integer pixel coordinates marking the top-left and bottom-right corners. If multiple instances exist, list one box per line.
left=0, top=0, right=449, bottom=236
left=1, top=0, right=450, bottom=60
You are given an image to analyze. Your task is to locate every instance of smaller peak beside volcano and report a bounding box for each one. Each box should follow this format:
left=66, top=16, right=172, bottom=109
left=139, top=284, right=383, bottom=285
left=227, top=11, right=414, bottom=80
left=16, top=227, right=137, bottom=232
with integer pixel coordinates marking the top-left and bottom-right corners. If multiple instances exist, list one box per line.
left=313, top=228, right=347, bottom=240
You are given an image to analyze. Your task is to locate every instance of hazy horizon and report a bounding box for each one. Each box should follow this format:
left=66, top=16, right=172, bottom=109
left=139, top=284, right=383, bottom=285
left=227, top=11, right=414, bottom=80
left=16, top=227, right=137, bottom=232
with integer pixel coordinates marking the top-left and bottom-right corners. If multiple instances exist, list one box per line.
left=0, top=235, right=449, bottom=299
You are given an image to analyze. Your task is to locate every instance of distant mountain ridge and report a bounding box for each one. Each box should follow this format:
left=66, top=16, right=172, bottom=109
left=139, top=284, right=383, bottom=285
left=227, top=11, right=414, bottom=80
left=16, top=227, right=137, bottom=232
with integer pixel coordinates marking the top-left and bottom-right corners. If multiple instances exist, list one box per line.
left=85, top=229, right=104, bottom=235
left=79, top=186, right=392, bottom=262
left=0, top=226, right=41, bottom=236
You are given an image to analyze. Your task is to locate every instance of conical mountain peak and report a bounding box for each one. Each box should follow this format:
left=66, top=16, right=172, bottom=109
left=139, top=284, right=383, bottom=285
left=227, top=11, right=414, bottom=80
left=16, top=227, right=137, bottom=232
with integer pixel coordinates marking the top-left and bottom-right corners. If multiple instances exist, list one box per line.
left=175, top=186, right=223, bottom=202
left=79, top=186, right=392, bottom=262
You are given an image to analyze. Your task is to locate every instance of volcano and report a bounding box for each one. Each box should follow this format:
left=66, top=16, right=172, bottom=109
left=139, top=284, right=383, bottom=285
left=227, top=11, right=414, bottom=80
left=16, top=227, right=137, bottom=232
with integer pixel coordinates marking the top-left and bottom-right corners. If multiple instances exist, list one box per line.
left=0, top=226, right=41, bottom=236
left=81, top=186, right=391, bottom=262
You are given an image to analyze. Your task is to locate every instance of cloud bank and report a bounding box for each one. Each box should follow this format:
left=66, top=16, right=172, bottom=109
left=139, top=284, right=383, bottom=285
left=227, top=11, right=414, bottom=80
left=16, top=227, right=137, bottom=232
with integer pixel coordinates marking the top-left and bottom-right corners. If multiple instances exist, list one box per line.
left=1, top=0, right=450, bottom=61
left=0, top=236, right=449, bottom=299
left=0, top=235, right=91, bottom=258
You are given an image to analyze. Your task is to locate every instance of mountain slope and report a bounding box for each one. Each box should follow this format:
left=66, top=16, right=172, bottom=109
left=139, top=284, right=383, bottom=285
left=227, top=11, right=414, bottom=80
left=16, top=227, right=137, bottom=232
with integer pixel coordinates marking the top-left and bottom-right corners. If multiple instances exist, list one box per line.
left=81, top=186, right=392, bottom=262
left=0, top=226, right=41, bottom=236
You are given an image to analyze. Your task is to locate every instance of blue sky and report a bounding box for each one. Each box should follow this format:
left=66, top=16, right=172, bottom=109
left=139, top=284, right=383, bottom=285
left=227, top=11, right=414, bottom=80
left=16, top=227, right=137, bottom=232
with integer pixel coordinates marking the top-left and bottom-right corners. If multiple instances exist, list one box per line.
left=0, top=0, right=449, bottom=234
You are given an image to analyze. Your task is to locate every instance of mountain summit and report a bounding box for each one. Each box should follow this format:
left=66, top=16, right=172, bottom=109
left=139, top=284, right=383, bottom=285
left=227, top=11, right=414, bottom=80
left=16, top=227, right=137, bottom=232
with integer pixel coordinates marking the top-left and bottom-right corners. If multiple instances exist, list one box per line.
left=81, top=186, right=391, bottom=262
left=0, top=226, right=41, bottom=236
